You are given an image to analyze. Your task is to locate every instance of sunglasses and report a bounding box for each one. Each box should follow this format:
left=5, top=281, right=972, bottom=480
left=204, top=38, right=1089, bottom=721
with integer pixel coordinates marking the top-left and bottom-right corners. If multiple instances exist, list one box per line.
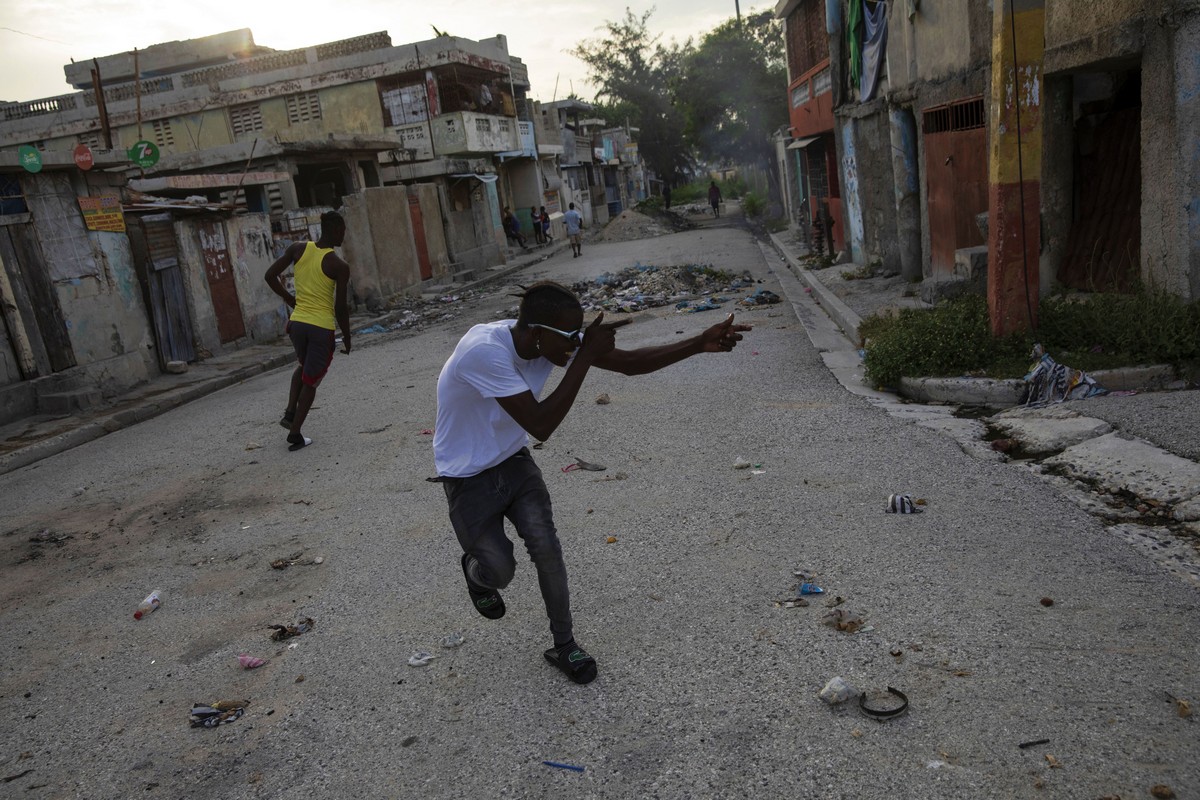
left=529, top=323, right=583, bottom=347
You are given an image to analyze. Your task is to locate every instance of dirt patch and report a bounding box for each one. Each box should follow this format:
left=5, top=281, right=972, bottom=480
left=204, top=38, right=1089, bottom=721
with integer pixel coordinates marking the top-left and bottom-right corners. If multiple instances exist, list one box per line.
left=596, top=209, right=692, bottom=243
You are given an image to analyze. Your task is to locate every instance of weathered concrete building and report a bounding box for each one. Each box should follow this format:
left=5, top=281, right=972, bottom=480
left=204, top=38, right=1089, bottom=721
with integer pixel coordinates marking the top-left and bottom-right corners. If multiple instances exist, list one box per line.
left=777, top=0, right=1199, bottom=335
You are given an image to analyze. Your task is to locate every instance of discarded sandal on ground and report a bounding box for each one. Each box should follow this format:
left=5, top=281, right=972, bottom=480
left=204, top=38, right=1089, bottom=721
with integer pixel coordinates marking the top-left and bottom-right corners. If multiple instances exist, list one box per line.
left=544, top=640, right=597, bottom=685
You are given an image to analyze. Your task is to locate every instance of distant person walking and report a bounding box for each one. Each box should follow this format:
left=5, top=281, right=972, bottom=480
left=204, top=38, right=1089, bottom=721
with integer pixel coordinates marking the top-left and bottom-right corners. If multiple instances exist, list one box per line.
left=539, top=206, right=553, bottom=243
left=264, top=211, right=352, bottom=451
left=564, top=202, right=583, bottom=257
left=708, top=180, right=722, bottom=217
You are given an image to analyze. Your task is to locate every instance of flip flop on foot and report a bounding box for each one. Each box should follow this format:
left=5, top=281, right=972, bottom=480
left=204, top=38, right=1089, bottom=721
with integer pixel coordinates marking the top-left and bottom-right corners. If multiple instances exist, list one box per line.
left=279, top=412, right=295, bottom=430
left=544, top=640, right=597, bottom=685
left=461, top=553, right=505, bottom=619
left=287, top=433, right=313, bottom=451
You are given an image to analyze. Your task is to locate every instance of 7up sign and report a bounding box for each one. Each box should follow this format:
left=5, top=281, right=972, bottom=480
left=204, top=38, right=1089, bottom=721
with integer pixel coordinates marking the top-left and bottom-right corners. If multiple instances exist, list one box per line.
left=128, top=140, right=160, bottom=169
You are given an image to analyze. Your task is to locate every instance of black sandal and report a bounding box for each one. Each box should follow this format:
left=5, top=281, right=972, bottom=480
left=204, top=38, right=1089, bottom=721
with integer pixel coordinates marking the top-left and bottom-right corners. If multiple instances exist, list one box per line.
left=544, top=641, right=597, bottom=685
left=461, top=553, right=505, bottom=620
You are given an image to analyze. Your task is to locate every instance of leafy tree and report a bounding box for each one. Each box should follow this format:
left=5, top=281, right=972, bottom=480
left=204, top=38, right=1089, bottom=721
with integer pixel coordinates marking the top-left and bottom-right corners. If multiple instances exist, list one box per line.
left=674, top=11, right=788, bottom=174
left=571, top=8, right=694, bottom=184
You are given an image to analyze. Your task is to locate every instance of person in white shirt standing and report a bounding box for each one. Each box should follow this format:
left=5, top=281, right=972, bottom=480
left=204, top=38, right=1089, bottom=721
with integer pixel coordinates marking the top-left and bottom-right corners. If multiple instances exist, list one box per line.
left=432, top=281, right=751, bottom=684
left=563, top=202, right=583, bottom=258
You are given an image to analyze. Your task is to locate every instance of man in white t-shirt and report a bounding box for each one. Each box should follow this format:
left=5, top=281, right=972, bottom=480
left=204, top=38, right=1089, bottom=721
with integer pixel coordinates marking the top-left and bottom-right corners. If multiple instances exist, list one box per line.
left=563, top=202, right=583, bottom=258
left=433, top=281, right=751, bottom=684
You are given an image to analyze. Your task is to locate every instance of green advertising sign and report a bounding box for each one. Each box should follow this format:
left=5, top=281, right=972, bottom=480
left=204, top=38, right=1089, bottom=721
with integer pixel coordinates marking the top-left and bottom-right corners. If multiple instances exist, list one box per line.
left=17, top=144, right=43, bottom=173
left=127, top=140, right=160, bottom=168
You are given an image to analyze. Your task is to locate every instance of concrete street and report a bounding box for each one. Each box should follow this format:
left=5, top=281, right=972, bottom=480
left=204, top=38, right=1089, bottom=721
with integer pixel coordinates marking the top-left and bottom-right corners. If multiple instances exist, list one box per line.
left=2, top=215, right=1198, bottom=799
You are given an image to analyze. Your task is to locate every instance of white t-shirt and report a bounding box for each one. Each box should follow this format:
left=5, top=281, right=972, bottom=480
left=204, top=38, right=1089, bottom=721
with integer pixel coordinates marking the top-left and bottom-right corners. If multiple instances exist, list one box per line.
left=564, top=209, right=582, bottom=235
left=434, top=321, right=555, bottom=478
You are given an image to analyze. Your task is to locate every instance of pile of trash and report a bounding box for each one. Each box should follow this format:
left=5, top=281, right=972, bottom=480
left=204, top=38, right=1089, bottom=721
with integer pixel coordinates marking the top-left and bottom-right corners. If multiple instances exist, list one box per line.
left=356, top=291, right=477, bottom=336
left=571, top=264, right=760, bottom=313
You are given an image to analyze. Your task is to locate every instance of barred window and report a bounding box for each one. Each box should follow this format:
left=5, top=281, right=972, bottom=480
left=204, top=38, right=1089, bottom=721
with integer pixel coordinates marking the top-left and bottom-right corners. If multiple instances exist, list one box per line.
left=230, top=104, right=264, bottom=136
left=286, top=93, right=322, bottom=124
left=379, top=81, right=429, bottom=126
left=785, top=0, right=829, bottom=81
left=791, top=83, right=811, bottom=108
left=78, top=131, right=103, bottom=149
left=152, top=119, right=174, bottom=147
left=475, top=117, right=491, bottom=133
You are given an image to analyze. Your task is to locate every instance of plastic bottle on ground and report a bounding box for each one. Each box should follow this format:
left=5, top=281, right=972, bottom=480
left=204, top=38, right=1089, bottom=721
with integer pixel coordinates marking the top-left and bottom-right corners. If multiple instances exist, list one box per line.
left=133, top=590, right=162, bottom=619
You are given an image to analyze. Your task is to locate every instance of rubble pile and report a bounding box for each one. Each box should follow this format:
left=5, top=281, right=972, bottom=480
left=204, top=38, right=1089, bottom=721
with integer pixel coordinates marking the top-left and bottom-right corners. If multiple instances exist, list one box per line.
left=571, top=264, right=758, bottom=313
left=596, top=209, right=675, bottom=242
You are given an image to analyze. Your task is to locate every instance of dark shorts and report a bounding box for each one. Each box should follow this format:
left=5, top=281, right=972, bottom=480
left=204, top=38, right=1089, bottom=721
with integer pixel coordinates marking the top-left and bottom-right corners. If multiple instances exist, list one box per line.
left=287, top=320, right=335, bottom=387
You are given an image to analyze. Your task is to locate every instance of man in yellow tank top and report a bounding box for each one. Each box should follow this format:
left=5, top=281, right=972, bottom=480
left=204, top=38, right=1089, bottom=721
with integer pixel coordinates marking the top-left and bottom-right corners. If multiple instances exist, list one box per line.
left=264, top=211, right=352, bottom=451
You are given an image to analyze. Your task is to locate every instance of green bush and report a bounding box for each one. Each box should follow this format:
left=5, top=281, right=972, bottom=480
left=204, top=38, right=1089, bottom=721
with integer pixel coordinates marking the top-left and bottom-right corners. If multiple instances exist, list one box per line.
left=860, top=289, right=1200, bottom=388
left=741, top=191, right=765, bottom=218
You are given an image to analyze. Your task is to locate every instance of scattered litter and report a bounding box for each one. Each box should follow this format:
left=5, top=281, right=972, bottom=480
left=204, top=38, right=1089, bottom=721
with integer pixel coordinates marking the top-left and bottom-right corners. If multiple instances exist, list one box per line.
left=889, top=645, right=903, bottom=658
left=1040, top=597, right=1054, bottom=607
left=190, top=700, right=248, bottom=728
left=792, top=568, right=813, bottom=581
left=270, top=617, right=315, bottom=641
left=419, top=429, right=434, bottom=435
left=357, top=324, right=388, bottom=334
left=238, top=654, right=266, bottom=669
left=991, top=438, right=1016, bottom=453
left=733, top=457, right=752, bottom=470
left=822, top=607, right=865, bottom=633
left=1044, top=754, right=1063, bottom=769
left=751, top=469, right=766, bottom=475
left=245, top=442, right=262, bottom=451
left=1165, top=691, right=1192, bottom=718
left=29, top=529, right=72, bottom=545
left=740, top=288, right=781, bottom=306
left=270, top=551, right=323, bottom=569
left=886, top=494, right=923, bottom=514
left=1022, top=343, right=1108, bottom=406
left=799, top=583, right=824, bottom=596
left=858, top=687, right=908, bottom=720
left=927, top=760, right=948, bottom=770
left=573, top=458, right=606, bottom=471
left=542, top=761, right=585, bottom=773
left=1017, top=738, right=1050, bottom=749
left=780, top=599, right=809, bottom=608
left=408, top=651, right=437, bottom=667
left=823, top=595, right=844, bottom=607
left=595, top=393, right=611, bottom=405
left=606, top=536, right=618, bottom=544
left=1151, top=784, right=1177, bottom=799
left=440, top=632, right=465, bottom=648
left=819, top=676, right=856, bottom=705
left=133, top=589, right=163, bottom=620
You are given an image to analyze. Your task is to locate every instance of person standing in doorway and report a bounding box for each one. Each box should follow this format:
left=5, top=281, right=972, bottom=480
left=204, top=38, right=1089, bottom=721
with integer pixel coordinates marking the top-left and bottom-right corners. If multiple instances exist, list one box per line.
left=264, top=211, right=352, bottom=451
left=432, top=281, right=752, bottom=684
left=530, top=206, right=544, bottom=244
left=564, top=202, right=583, bottom=257
left=708, top=180, right=722, bottom=217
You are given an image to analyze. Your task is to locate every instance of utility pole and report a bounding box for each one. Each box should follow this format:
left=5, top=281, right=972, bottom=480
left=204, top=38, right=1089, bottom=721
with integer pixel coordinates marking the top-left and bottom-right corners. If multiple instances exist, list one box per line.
left=735, top=0, right=741, bottom=24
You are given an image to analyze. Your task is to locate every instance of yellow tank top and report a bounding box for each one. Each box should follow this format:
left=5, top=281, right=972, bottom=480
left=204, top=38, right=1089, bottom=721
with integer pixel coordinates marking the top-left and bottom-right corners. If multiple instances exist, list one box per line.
left=290, top=242, right=337, bottom=330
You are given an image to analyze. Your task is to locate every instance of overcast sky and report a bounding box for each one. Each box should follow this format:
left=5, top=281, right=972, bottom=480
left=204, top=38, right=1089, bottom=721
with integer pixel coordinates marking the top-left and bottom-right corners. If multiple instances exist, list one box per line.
left=1, top=0, right=765, bottom=105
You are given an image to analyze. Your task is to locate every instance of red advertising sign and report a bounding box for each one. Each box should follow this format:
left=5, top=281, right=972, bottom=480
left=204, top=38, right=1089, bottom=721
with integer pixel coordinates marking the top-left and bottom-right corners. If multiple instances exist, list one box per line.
left=73, top=143, right=95, bottom=171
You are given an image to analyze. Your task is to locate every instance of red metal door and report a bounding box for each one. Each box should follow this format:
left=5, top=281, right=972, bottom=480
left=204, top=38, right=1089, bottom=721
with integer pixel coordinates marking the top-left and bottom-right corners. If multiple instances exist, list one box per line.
left=924, top=100, right=988, bottom=277
left=408, top=194, right=433, bottom=281
left=197, top=221, right=246, bottom=343
left=926, top=129, right=988, bottom=276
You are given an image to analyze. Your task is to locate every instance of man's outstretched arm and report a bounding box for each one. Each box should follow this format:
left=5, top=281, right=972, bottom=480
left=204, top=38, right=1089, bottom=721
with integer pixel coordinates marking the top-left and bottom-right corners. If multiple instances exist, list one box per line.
left=593, top=313, right=751, bottom=376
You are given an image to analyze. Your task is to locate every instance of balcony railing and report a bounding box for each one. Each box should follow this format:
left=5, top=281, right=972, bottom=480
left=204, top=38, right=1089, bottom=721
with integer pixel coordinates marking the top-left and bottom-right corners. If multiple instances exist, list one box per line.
left=431, top=110, right=519, bottom=156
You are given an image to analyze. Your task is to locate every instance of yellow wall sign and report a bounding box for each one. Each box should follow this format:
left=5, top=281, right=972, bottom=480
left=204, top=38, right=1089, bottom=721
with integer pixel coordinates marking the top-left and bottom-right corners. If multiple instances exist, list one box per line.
left=78, top=195, right=126, bottom=232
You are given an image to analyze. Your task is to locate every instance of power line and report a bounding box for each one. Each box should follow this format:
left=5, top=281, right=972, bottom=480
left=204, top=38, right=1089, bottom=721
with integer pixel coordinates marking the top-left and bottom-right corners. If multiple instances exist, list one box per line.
left=1, top=27, right=72, bottom=46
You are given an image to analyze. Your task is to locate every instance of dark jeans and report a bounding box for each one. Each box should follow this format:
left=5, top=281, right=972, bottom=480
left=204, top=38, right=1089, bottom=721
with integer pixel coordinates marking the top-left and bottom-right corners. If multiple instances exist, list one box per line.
left=442, top=448, right=572, bottom=643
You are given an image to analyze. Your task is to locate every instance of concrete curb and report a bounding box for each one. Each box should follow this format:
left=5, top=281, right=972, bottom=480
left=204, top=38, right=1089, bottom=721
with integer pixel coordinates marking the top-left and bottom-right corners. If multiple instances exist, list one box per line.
left=768, top=231, right=863, bottom=345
